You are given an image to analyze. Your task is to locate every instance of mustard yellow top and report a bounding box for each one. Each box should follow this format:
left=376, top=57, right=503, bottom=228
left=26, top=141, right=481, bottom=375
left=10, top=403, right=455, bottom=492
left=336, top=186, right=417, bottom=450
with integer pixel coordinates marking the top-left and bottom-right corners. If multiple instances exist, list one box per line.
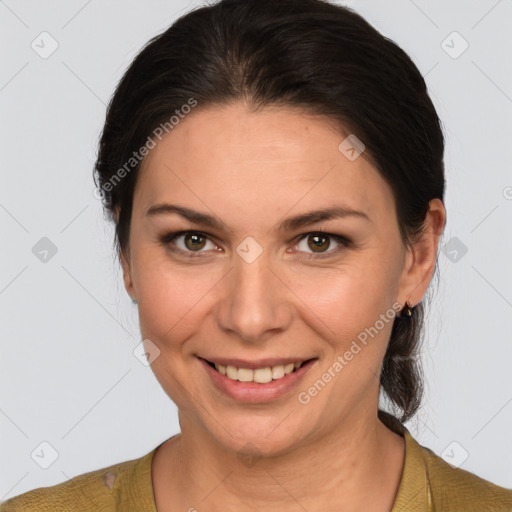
left=2, top=427, right=511, bottom=511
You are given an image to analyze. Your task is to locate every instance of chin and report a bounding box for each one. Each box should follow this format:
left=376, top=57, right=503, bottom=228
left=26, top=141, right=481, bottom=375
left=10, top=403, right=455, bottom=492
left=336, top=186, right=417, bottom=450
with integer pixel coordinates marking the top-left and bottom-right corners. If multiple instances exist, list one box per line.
left=205, top=413, right=310, bottom=460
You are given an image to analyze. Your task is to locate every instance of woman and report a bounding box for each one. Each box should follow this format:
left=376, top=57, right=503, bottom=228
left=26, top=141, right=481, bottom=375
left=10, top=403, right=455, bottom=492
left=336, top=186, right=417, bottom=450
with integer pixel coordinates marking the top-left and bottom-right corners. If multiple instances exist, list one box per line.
left=2, top=0, right=511, bottom=510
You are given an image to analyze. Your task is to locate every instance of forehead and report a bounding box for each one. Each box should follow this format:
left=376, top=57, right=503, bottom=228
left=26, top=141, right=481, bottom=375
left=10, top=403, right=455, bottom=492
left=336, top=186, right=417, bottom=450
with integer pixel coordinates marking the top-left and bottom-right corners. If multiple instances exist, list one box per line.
left=134, top=103, right=394, bottom=226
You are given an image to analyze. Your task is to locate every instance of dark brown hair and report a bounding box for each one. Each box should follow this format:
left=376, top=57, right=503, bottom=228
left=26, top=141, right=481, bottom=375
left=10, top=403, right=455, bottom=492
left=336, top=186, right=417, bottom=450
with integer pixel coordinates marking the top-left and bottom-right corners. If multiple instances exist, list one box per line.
left=94, top=0, right=445, bottom=430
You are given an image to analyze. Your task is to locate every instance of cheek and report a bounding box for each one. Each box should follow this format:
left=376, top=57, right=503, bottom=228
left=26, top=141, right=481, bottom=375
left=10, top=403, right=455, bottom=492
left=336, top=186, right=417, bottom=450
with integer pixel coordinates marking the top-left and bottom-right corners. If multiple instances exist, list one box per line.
left=293, top=264, right=399, bottom=405
left=132, top=255, right=220, bottom=346
left=287, top=252, right=400, bottom=332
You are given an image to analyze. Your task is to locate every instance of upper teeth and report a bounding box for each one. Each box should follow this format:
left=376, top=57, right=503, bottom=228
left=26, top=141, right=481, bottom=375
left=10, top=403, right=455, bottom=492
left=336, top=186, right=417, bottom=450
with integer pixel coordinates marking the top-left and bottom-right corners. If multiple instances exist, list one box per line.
left=214, top=362, right=304, bottom=383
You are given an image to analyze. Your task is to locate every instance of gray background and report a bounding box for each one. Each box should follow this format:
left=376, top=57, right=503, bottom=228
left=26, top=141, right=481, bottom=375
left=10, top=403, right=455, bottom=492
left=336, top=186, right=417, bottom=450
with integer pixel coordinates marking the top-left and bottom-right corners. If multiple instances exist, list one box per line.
left=1, top=0, right=511, bottom=500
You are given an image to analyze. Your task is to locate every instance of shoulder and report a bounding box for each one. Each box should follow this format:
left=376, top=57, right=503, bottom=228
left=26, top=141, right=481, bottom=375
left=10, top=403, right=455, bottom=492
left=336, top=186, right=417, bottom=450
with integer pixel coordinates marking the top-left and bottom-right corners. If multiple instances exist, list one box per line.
left=393, top=426, right=512, bottom=511
left=419, top=439, right=512, bottom=511
left=0, top=447, right=158, bottom=512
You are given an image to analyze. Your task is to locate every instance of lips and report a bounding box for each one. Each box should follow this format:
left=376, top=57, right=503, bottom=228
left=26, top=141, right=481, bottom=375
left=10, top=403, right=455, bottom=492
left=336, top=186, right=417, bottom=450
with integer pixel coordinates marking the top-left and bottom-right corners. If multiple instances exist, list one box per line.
left=201, top=356, right=314, bottom=370
left=199, top=356, right=317, bottom=403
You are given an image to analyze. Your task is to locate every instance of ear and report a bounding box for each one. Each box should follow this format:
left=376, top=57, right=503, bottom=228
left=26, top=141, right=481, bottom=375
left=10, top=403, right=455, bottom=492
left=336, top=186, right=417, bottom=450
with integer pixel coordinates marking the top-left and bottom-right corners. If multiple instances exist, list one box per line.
left=396, top=198, right=446, bottom=308
left=120, top=249, right=137, bottom=303
left=115, top=205, right=137, bottom=302
left=112, top=204, right=120, bottom=224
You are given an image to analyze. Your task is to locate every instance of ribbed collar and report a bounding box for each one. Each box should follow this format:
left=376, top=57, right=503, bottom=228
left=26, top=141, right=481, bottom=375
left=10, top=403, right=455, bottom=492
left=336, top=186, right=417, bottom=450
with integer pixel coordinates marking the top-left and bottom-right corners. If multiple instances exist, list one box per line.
left=391, top=426, right=434, bottom=511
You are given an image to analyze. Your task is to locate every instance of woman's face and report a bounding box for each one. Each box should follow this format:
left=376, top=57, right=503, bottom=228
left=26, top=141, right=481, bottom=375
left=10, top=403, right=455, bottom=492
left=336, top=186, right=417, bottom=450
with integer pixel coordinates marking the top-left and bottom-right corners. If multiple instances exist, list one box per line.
left=122, top=103, right=434, bottom=456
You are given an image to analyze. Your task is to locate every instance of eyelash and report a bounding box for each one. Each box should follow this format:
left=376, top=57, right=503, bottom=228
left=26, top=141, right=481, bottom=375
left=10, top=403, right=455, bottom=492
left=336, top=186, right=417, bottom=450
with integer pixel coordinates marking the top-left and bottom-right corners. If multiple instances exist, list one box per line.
left=159, top=230, right=351, bottom=260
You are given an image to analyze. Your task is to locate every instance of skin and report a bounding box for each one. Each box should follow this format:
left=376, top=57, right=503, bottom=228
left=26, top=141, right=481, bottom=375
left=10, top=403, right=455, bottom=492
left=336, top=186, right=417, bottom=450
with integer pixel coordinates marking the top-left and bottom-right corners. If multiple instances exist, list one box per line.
left=120, top=102, right=446, bottom=512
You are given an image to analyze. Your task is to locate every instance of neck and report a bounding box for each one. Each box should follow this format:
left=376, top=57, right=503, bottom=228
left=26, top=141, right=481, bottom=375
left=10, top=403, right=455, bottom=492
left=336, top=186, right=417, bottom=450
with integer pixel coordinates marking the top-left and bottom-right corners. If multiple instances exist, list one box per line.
left=153, top=410, right=405, bottom=512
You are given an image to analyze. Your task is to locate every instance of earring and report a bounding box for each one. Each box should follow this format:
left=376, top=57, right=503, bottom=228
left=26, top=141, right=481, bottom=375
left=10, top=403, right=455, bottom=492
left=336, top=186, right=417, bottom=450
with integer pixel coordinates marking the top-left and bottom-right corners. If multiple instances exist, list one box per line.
left=131, top=298, right=137, bottom=305
left=400, top=300, right=414, bottom=318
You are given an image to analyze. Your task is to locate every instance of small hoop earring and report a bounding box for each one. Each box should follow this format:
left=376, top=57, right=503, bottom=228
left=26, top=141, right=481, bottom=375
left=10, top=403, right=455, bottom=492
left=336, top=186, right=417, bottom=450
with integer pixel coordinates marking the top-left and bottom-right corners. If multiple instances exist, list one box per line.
left=131, top=298, right=138, bottom=305
left=400, top=300, right=414, bottom=318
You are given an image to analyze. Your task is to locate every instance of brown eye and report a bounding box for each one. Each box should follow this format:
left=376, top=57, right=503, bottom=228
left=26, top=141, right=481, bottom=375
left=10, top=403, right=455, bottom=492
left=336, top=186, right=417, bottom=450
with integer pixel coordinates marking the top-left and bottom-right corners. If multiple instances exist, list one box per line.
left=160, top=231, right=217, bottom=255
left=294, top=232, right=350, bottom=258
left=307, top=234, right=330, bottom=252
left=184, top=232, right=207, bottom=251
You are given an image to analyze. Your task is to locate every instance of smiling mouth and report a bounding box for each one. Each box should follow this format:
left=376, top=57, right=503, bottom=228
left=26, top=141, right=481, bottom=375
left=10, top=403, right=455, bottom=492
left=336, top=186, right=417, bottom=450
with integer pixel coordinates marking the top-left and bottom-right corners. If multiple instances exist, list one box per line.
left=202, top=358, right=317, bottom=384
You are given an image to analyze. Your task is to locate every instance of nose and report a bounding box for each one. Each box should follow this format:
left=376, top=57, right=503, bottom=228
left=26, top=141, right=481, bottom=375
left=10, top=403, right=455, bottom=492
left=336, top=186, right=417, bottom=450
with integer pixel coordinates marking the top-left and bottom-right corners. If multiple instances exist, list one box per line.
left=214, top=251, right=293, bottom=343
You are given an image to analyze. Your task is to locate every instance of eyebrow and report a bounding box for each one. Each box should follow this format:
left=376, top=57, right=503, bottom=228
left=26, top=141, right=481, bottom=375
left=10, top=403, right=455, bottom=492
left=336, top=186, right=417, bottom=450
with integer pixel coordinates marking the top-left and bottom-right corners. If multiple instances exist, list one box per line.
left=145, top=203, right=371, bottom=232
